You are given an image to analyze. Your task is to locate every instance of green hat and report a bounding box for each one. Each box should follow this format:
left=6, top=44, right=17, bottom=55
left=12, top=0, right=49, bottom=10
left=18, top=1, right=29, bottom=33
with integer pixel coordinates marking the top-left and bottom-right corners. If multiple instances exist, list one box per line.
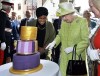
left=56, top=2, right=76, bottom=17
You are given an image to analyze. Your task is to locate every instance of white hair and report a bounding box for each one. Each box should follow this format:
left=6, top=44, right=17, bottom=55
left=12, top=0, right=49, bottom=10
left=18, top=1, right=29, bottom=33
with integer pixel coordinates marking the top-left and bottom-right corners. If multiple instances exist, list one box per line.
left=2, top=4, right=11, bottom=11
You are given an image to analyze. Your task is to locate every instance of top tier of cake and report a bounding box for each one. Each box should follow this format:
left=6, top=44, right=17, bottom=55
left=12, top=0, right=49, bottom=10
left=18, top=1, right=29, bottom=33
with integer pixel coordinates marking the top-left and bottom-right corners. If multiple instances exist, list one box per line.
left=20, top=26, right=37, bottom=40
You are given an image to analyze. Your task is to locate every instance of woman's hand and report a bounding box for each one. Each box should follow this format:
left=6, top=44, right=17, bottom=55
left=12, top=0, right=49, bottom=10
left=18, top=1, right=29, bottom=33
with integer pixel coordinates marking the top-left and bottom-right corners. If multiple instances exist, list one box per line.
left=6, top=57, right=11, bottom=63
left=38, top=47, right=45, bottom=54
left=46, top=41, right=56, bottom=50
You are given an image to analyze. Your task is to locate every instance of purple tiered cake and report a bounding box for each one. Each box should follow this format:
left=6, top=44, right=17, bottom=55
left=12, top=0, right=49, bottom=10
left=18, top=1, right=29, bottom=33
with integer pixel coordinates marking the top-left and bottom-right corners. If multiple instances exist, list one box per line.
left=11, top=26, right=41, bottom=71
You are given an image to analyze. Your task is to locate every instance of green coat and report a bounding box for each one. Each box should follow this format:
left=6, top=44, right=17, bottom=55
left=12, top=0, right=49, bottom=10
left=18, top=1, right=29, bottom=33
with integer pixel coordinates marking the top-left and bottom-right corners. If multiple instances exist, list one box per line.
left=54, top=17, right=89, bottom=76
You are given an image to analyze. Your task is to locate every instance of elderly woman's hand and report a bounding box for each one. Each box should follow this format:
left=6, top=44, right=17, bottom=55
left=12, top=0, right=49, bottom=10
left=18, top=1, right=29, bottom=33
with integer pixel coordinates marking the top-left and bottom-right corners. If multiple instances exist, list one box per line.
left=46, top=41, right=56, bottom=50
left=64, top=47, right=73, bottom=54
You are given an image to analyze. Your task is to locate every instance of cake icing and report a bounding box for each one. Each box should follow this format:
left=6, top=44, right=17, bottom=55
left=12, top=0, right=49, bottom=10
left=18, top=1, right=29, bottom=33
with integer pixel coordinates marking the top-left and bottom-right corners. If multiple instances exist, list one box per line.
left=16, top=40, right=36, bottom=54
left=13, top=53, right=40, bottom=70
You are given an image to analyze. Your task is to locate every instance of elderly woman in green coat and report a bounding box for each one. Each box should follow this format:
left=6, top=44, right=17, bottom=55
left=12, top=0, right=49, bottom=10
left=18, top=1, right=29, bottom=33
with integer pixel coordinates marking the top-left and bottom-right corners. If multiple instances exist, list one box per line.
left=46, top=2, right=89, bottom=76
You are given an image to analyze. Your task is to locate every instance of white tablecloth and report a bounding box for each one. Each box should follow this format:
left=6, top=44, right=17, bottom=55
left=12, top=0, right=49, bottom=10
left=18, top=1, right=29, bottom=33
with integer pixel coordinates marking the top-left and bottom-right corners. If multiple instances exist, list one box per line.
left=0, top=60, right=61, bottom=76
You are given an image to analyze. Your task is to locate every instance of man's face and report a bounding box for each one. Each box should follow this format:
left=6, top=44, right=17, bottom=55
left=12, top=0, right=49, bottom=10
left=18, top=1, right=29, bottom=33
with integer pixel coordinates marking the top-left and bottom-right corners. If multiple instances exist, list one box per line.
left=26, top=11, right=31, bottom=18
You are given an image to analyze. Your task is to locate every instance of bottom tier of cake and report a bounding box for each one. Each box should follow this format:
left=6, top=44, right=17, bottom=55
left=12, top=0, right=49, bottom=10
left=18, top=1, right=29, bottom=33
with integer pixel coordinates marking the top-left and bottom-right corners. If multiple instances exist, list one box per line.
left=13, top=52, right=40, bottom=70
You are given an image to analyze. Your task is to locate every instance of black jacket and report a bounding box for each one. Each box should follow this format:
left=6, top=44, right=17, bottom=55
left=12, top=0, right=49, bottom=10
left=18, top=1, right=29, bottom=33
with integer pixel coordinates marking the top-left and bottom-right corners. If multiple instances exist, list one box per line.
left=19, top=18, right=28, bottom=34
left=0, top=9, right=12, bottom=60
left=0, top=10, right=6, bottom=43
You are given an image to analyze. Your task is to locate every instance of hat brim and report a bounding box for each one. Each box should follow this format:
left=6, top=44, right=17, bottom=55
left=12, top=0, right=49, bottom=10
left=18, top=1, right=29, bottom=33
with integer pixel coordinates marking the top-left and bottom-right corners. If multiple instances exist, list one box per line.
left=56, top=9, right=76, bottom=17
left=1, top=1, right=14, bottom=5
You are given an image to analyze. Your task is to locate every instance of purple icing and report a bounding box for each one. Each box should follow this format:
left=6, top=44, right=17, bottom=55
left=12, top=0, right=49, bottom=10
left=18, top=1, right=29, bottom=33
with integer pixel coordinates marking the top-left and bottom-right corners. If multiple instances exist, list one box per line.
left=13, top=52, right=40, bottom=70
left=32, top=41, right=35, bottom=53
left=16, top=40, right=35, bottom=54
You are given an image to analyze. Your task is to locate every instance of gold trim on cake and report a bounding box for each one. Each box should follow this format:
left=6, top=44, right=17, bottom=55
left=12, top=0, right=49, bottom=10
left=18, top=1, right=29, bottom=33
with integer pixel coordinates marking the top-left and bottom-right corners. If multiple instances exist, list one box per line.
left=9, top=64, right=43, bottom=75
left=35, top=40, right=38, bottom=52
left=16, top=53, right=36, bottom=55
left=20, top=26, right=37, bottom=40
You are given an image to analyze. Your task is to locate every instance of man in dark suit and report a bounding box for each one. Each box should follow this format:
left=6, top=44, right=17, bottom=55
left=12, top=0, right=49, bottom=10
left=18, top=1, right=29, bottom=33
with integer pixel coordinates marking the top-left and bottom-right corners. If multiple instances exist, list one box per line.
left=0, top=0, right=14, bottom=64
left=19, top=10, right=32, bottom=34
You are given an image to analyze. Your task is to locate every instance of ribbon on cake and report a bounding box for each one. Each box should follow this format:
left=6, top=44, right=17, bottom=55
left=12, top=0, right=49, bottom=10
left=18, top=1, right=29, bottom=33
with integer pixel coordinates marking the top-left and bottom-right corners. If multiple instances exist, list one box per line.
left=20, top=26, right=37, bottom=40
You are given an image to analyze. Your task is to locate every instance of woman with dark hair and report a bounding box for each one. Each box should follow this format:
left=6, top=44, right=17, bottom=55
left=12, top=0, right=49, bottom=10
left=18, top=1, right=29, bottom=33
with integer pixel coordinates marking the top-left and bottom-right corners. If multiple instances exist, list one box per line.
left=27, top=7, right=55, bottom=59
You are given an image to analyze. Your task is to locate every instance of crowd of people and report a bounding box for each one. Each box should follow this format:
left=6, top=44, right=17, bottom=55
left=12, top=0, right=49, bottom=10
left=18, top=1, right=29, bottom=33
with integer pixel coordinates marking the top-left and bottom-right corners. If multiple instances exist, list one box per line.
left=1, top=0, right=100, bottom=76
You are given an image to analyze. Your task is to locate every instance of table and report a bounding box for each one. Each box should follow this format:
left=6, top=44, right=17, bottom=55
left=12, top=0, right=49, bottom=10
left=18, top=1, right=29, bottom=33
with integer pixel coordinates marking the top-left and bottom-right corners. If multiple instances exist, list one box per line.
left=0, top=60, right=61, bottom=76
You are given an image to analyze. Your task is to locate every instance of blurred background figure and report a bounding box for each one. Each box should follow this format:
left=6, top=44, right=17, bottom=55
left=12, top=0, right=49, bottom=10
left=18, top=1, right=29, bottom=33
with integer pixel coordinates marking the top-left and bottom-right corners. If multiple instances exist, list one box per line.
left=11, top=12, right=20, bottom=39
left=83, top=10, right=97, bottom=30
left=10, top=11, right=20, bottom=61
left=19, top=10, right=32, bottom=34
left=83, top=10, right=91, bottom=27
left=11, top=12, right=20, bottom=29
left=17, top=15, right=21, bottom=22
